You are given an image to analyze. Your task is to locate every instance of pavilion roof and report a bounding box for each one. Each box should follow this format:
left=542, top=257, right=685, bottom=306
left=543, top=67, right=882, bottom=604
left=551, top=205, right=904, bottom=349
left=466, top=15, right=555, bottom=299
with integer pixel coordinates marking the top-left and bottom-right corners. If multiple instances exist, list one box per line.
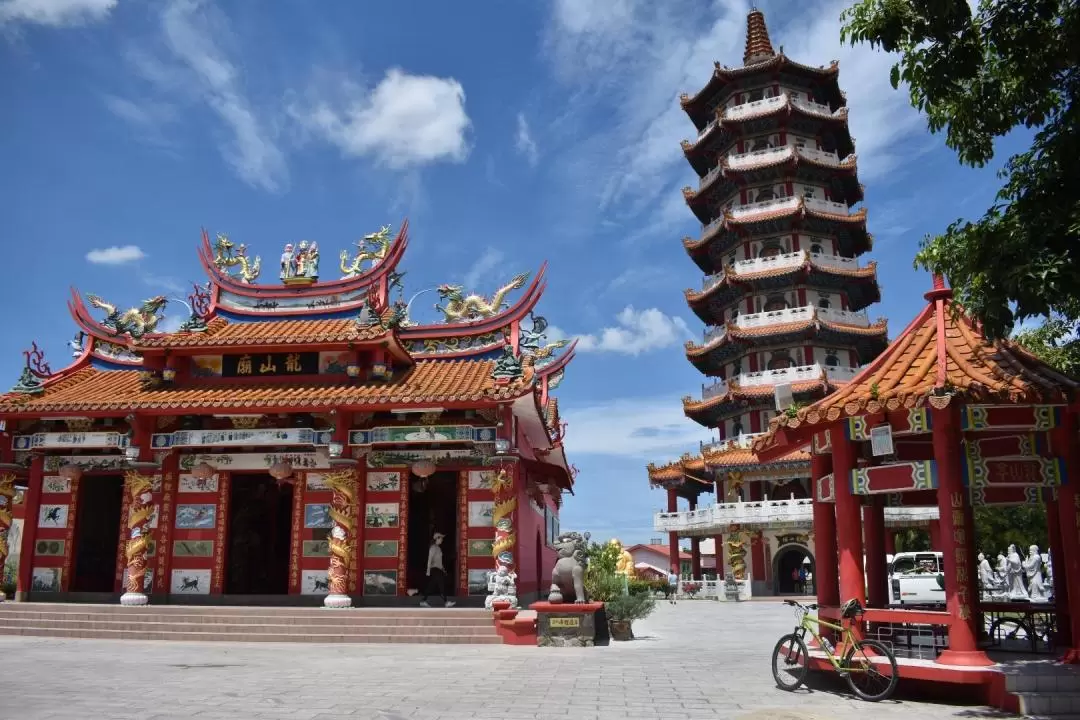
left=132, top=317, right=391, bottom=349
left=753, top=279, right=1080, bottom=454
left=647, top=442, right=810, bottom=485
left=0, top=359, right=532, bottom=414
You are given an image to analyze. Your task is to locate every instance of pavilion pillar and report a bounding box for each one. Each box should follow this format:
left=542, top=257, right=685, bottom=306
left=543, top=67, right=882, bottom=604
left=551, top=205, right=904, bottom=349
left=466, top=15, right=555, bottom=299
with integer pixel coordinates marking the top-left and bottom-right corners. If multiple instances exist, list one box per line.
left=931, top=404, right=992, bottom=666
left=1046, top=494, right=1071, bottom=646
left=811, top=452, right=838, bottom=611
left=690, top=537, right=702, bottom=579
left=928, top=519, right=941, bottom=550
left=16, top=455, right=44, bottom=601
left=324, top=413, right=357, bottom=609
left=0, top=472, right=14, bottom=604
left=713, top=533, right=724, bottom=578
left=1052, top=409, right=1080, bottom=663
left=832, top=427, right=865, bottom=607
left=884, top=529, right=896, bottom=556
left=666, top=488, right=679, bottom=575
left=862, top=497, right=887, bottom=608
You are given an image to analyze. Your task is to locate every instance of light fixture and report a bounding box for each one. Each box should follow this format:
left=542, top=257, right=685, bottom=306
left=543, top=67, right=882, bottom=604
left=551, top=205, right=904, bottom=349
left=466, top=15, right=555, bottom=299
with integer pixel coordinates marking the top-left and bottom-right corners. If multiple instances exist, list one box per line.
left=411, top=459, right=436, bottom=478
left=328, top=442, right=344, bottom=459
left=59, top=464, right=83, bottom=482
left=494, top=439, right=511, bottom=455
left=124, top=446, right=140, bottom=462
left=269, top=460, right=294, bottom=481
left=346, top=364, right=361, bottom=378
left=162, top=367, right=177, bottom=382
left=191, top=462, right=215, bottom=481
left=370, top=362, right=389, bottom=380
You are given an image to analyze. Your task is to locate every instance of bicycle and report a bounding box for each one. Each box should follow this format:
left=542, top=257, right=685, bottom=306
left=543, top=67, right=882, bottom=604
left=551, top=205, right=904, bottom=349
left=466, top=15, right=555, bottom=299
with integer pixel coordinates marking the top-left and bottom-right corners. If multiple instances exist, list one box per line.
left=771, top=598, right=899, bottom=702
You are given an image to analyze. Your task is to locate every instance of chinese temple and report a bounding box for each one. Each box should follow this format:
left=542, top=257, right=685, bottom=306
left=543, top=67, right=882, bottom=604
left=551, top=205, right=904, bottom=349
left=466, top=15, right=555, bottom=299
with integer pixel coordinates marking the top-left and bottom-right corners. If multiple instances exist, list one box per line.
left=646, top=9, right=936, bottom=598
left=0, top=222, right=576, bottom=608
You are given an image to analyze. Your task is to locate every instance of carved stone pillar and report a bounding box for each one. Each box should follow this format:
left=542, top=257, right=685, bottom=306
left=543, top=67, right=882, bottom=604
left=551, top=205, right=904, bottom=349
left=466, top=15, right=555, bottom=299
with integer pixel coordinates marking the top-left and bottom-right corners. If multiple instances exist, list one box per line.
left=121, top=471, right=156, bottom=606
left=323, top=468, right=358, bottom=608
left=487, top=467, right=518, bottom=608
left=0, top=473, right=14, bottom=603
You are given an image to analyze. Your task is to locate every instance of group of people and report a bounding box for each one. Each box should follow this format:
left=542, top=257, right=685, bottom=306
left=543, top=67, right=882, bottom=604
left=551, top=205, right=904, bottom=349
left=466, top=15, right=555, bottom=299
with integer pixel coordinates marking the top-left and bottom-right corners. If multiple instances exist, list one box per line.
left=977, top=543, right=1052, bottom=602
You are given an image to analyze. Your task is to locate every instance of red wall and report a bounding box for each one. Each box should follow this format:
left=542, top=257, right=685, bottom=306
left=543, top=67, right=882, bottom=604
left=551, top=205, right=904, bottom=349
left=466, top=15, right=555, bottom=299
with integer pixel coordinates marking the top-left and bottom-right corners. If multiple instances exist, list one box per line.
left=514, top=469, right=558, bottom=602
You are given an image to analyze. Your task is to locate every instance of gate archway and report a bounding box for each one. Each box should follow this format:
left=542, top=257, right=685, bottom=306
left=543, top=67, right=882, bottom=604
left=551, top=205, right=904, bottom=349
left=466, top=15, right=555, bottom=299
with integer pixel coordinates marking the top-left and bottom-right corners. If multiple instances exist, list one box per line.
left=773, top=543, right=814, bottom=595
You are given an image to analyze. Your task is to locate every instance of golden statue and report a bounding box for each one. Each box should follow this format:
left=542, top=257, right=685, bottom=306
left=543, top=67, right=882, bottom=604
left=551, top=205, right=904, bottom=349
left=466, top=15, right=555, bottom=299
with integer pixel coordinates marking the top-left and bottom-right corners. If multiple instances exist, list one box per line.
left=611, top=538, right=636, bottom=578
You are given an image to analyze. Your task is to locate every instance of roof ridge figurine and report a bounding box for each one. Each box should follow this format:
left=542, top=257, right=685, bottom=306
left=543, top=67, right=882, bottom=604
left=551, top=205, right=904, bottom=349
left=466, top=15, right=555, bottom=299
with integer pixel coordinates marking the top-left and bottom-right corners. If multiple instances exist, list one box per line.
left=435, top=272, right=530, bottom=323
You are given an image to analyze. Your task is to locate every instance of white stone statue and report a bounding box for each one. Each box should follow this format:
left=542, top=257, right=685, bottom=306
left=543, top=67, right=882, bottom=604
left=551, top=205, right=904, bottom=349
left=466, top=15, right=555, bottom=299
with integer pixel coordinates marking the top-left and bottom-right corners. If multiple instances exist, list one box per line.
left=977, top=553, right=994, bottom=590
left=1005, top=544, right=1029, bottom=600
left=996, top=552, right=1007, bottom=577
left=484, top=565, right=518, bottom=610
left=1023, top=544, right=1049, bottom=602
left=1045, top=552, right=1054, bottom=597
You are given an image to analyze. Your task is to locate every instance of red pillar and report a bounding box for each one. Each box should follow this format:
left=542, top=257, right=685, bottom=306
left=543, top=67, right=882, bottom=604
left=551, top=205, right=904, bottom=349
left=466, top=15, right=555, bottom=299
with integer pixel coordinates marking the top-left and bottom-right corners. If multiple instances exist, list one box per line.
left=931, top=404, right=992, bottom=666
left=1052, top=409, right=1080, bottom=663
left=16, top=455, right=43, bottom=601
left=666, top=488, right=679, bottom=574
left=863, top=498, right=888, bottom=608
left=884, top=529, right=896, bottom=555
left=691, top=537, right=702, bottom=578
left=811, top=452, right=838, bottom=608
left=713, top=533, right=725, bottom=578
left=928, top=519, right=941, bottom=550
left=832, top=426, right=865, bottom=607
left=1046, top=495, right=1072, bottom=647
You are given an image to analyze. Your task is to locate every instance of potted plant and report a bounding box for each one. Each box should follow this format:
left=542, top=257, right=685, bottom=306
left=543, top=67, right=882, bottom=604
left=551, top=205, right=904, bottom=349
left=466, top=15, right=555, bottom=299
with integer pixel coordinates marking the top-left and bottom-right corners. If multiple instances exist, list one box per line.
left=604, top=592, right=657, bottom=641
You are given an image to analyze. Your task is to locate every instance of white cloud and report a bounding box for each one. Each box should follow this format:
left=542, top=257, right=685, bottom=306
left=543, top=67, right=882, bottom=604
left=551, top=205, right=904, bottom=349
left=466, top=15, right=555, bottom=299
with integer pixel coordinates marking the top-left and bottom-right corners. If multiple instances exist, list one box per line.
left=562, top=395, right=712, bottom=458
left=575, top=306, right=691, bottom=355
left=0, top=0, right=116, bottom=26
left=542, top=0, right=929, bottom=240
left=290, top=68, right=471, bottom=169
left=157, top=314, right=187, bottom=333
left=462, top=247, right=505, bottom=291
left=85, top=245, right=146, bottom=265
left=515, top=112, right=539, bottom=167
left=131, top=0, right=288, bottom=192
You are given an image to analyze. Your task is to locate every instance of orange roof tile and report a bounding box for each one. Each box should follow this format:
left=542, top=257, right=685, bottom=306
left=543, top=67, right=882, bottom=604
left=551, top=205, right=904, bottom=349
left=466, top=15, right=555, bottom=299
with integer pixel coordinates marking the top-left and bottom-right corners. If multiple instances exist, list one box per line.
left=683, top=378, right=829, bottom=413
left=754, top=280, right=1080, bottom=452
left=686, top=259, right=877, bottom=304
left=685, top=318, right=887, bottom=358
left=134, top=318, right=389, bottom=348
left=743, top=9, right=775, bottom=65
left=647, top=444, right=810, bottom=484
left=0, top=359, right=530, bottom=414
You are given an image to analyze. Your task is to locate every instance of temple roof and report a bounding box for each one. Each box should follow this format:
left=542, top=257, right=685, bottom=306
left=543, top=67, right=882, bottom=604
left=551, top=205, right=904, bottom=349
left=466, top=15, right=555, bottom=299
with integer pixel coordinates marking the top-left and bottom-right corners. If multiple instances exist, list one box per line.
left=753, top=278, right=1080, bottom=454
left=0, top=359, right=533, bottom=414
left=743, top=8, right=775, bottom=65
left=646, top=442, right=810, bottom=484
left=132, top=317, right=392, bottom=349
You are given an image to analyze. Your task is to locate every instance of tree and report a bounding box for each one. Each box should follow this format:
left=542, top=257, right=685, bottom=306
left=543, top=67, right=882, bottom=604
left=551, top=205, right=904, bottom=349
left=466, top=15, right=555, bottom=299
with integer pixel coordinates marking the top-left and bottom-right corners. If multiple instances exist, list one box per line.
left=840, top=0, right=1079, bottom=341
left=1012, top=314, right=1080, bottom=376
left=972, top=504, right=1047, bottom=557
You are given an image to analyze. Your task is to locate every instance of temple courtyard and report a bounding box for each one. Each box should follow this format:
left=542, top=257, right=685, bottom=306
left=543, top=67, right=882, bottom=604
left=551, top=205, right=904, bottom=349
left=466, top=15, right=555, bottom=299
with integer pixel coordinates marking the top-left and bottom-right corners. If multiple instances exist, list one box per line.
left=0, top=601, right=1025, bottom=720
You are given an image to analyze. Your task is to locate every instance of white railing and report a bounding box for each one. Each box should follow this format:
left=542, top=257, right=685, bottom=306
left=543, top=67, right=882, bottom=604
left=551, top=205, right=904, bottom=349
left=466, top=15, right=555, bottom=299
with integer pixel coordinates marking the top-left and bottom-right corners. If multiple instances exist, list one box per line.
left=737, top=305, right=814, bottom=328
left=701, top=433, right=763, bottom=454
left=724, top=93, right=787, bottom=121
left=702, top=272, right=725, bottom=292
left=702, top=378, right=729, bottom=400
left=809, top=252, right=860, bottom=271
left=817, top=306, right=869, bottom=326
left=795, top=146, right=841, bottom=165
left=703, top=325, right=726, bottom=345
left=791, top=96, right=837, bottom=117
left=699, top=165, right=722, bottom=189
left=728, top=250, right=805, bottom=275
left=739, top=363, right=823, bottom=388
left=726, top=145, right=791, bottom=170
left=804, top=197, right=850, bottom=215
left=824, top=364, right=861, bottom=383
left=728, top=195, right=800, bottom=220
left=654, top=500, right=942, bottom=534
left=701, top=215, right=724, bottom=236
left=697, top=119, right=717, bottom=139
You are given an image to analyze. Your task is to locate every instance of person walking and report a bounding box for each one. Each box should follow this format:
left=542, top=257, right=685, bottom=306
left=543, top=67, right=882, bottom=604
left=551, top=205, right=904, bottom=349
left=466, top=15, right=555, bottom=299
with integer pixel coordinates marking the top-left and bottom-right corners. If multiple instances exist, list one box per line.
left=668, top=569, right=679, bottom=605
left=420, top=531, right=456, bottom=608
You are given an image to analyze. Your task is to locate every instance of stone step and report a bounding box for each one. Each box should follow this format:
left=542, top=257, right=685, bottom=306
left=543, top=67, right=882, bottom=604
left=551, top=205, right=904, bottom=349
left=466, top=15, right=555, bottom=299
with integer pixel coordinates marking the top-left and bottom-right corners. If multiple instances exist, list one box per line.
left=1015, top=692, right=1080, bottom=717
left=0, top=618, right=499, bottom=635
left=0, top=603, right=487, bottom=617
left=0, top=625, right=504, bottom=644
left=0, top=610, right=493, bottom=627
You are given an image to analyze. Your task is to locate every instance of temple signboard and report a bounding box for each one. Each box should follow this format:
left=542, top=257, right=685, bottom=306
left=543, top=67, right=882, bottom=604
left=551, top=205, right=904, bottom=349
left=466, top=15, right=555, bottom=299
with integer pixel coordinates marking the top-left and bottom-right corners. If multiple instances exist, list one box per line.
left=962, top=456, right=1065, bottom=488
left=152, top=428, right=333, bottom=449
left=177, top=450, right=331, bottom=472
left=221, top=352, right=320, bottom=378
left=13, top=431, right=129, bottom=451
left=348, top=426, right=497, bottom=445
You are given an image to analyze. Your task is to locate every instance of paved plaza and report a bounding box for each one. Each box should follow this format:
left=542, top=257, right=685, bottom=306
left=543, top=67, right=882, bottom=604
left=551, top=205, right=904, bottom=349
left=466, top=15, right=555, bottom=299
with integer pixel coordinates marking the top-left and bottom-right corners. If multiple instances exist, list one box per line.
left=0, top=601, right=1012, bottom=720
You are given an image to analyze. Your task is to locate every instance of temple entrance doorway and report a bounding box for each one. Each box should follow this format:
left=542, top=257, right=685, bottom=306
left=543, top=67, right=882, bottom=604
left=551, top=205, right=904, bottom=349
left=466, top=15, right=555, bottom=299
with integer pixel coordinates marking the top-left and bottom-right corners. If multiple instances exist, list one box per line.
left=406, top=471, right=458, bottom=595
left=225, top=474, right=293, bottom=595
left=71, top=474, right=123, bottom=592
left=774, top=545, right=813, bottom=595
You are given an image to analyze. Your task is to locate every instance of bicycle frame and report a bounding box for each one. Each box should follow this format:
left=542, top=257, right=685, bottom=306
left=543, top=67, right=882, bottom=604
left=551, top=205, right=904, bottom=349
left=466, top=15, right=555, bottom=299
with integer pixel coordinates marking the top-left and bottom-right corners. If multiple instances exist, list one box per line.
left=793, top=612, right=869, bottom=674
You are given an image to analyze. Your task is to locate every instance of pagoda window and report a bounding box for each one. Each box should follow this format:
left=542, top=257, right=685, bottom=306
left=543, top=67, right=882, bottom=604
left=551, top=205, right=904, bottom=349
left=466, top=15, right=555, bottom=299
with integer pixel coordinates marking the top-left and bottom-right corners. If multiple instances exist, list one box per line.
left=750, top=138, right=773, bottom=152
left=763, top=294, right=787, bottom=311
left=732, top=420, right=744, bottom=436
left=747, top=88, right=764, bottom=102
left=758, top=243, right=783, bottom=259
left=768, top=353, right=794, bottom=370
left=817, top=296, right=831, bottom=309
left=754, top=187, right=775, bottom=202
left=825, top=352, right=840, bottom=367
left=802, top=185, right=816, bottom=198
left=810, top=243, right=824, bottom=255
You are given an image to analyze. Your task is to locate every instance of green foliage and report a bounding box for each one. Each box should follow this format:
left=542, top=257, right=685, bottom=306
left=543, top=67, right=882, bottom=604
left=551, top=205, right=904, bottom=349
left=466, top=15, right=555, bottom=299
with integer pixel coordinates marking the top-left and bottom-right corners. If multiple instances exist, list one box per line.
left=604, top=591, right=657, bottom=623
left=840, top=0, right=1080, bottom=340
left=894, top=527, right=931, bottom=552
left=648, top=578, right=672, bottom=597
left=586, top=571, right=626, bottom=603
left=627, top=578, right=653, bottom=596
left=1012, top=315, right=1080, bottom=375
left=784, top=401, right=807, bottom=419
left=584, top=541, right=620, bottom=576
left=973, top=504, right=1048, bottom=555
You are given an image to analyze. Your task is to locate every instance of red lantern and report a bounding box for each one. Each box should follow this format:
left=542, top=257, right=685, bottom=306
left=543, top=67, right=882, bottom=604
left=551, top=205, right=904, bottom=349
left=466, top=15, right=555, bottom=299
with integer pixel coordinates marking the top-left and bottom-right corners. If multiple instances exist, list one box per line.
left=59, top=464, right=83, bottom=482
left=191, top=462, right=215, bottom=481
left=269, top=460, right=294, bottom=481
left=410, top=459, right=436, bottom=478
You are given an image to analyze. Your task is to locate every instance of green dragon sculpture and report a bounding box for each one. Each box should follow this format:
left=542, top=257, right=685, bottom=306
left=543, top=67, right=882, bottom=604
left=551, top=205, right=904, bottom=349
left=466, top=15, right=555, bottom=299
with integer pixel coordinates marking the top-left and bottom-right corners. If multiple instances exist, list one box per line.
left=435, top=272, right=530, bottom=323
left=340, top=225, right=393, bottom=277
left=212, top=233, right=261, bottom=283
left=86, top=295, right=168, bottom=338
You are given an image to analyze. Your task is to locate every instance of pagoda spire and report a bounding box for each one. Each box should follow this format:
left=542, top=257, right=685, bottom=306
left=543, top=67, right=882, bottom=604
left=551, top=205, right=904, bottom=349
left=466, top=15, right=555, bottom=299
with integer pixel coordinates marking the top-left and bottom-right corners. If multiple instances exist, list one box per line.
left=743, top=8, right=776, bottom=66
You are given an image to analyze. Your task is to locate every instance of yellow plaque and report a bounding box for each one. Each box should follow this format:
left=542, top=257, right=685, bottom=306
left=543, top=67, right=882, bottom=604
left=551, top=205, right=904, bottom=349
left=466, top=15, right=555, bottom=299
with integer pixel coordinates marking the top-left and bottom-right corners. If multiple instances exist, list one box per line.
left=550, top=617, right=581, bottom=628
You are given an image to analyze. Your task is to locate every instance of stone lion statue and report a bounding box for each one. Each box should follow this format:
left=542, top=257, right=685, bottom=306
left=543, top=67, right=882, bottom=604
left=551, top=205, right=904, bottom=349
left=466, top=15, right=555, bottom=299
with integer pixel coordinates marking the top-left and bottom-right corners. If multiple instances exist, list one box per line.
left=548, top=531, right=590, bottom=604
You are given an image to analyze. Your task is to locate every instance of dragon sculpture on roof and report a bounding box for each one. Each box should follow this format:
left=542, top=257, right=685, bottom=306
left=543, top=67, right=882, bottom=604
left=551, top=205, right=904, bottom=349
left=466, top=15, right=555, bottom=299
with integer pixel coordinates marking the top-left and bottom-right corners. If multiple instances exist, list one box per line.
left=86, top=295, right=168, bottom=339
left=340, top=225, right=393, bottom=277
left=435, top=272, right=530, bottom=323
left=212, top=232, right=261, bottom=283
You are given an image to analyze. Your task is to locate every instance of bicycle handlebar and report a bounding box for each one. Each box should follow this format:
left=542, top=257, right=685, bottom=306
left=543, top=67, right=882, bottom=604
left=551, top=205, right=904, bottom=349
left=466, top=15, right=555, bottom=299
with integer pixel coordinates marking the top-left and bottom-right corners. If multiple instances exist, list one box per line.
left=783, top=599, right=819, bottom=610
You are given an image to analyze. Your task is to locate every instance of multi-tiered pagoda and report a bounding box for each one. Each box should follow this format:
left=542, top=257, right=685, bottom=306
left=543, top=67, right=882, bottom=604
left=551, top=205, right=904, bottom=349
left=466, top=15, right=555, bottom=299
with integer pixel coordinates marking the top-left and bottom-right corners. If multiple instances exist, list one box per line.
left=0, top=222, right=575, bottom=608
left=647, top=10, right=934, bottom=599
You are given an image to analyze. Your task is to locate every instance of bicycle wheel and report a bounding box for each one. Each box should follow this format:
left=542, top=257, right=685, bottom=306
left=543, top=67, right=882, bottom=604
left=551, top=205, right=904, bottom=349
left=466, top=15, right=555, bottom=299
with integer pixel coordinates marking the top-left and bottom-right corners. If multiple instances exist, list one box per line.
left=771, top=633, right=809, bottom=691
left=843, top=639, right=898, bottom=702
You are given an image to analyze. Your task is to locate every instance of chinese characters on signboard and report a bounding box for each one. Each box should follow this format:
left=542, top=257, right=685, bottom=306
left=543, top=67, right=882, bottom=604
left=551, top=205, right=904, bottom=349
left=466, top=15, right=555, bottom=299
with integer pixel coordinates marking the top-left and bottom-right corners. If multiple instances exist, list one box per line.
left=221, top=352, right=319, bottom=378
left=951, top=491, right=972, bottom=621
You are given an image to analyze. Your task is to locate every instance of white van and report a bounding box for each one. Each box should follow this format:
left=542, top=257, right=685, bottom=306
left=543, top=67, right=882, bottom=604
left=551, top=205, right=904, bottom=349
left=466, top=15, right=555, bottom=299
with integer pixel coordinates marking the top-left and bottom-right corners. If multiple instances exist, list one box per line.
left=888, top=551, right=946, bottom=606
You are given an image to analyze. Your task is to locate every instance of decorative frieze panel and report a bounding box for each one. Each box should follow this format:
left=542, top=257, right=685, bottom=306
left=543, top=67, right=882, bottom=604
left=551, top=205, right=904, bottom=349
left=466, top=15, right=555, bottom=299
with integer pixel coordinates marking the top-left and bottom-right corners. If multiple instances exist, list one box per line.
left=348, top=425, right=497, bottom=446
left=13, top=431, right=129, bottom=451
left=962, top=455, right=1065, bottom=488
left=152, top=428, right=332, bottom=449
left=217, top=287, right=369, bottom=314
left=963, top=434, right=1046, bottom=461
left=850, top=460, right=938, bottom=495
left=815, top=473, right=835, bottom=503
left=970, top=486, right=1056, bottom=506
left=177, top=450, right=330, bottom=472
left=406, top=330, right=506, bottom=357
left=886, top=408, right=932, bottom=435
left=844, top=417, right=871, bottom=442
left=365, top=448, right=488, bottom=468
left=960, top=404, right=1063, bottom=432
left=42, top=454, right=126, bottom=473
left=811, top=429, right=832, bottom=455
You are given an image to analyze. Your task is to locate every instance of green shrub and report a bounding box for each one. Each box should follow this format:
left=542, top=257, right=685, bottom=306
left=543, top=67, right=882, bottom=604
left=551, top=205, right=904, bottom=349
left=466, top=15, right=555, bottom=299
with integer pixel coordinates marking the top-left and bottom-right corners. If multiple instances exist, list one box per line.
left=605, top=592, right=657, bottom=623
left=627, top=578, right=652, bottom=596
left=586, top=570, right=625, bottom=603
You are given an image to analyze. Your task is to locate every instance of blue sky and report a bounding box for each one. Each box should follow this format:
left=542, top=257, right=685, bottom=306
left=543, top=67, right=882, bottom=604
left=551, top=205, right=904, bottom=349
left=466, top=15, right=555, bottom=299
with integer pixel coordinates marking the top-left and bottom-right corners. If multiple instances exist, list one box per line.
left=2, top=0, right=1024, bottom=544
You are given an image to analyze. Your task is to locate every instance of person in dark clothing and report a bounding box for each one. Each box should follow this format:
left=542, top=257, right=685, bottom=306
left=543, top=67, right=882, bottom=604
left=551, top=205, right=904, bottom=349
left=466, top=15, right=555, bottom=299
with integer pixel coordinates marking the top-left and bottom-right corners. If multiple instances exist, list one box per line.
left=420, top=531, right=456, bottom=608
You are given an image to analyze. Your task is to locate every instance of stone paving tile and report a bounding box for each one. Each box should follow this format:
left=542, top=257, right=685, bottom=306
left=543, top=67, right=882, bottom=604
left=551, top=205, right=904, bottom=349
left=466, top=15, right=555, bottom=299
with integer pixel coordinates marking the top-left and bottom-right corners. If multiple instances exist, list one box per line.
left=0, top=601, right=1005, bottom=720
